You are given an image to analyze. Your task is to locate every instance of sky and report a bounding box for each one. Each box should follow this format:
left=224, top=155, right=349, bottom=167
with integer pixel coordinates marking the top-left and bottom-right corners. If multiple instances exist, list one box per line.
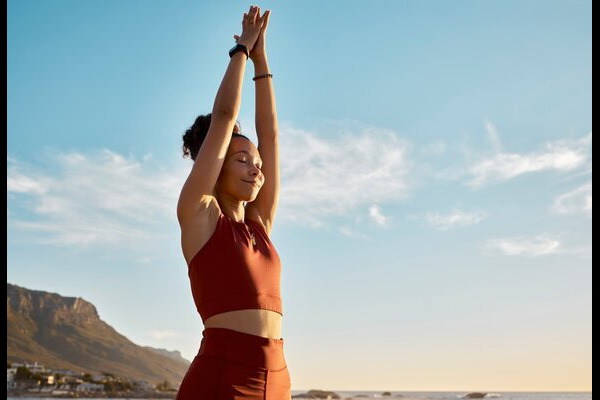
left=7, top=0, right=592, bottom=393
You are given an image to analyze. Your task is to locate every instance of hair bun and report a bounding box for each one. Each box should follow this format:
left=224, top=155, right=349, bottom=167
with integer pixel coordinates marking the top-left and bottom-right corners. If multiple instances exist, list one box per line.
left=182, top=113, right=243, bottom=161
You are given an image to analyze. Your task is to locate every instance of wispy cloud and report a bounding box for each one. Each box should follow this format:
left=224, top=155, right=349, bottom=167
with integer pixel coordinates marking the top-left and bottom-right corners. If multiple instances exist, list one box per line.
left=7, top=149, right=181, bottom=253
left=482, top=232, right=563, bottom=257
left=465, top=130, right=591, bottom=189
left=368, top=205, right=390, bottom=227
left=7, top=125, right=415, bottom=251
left=336, top=205, right=391, bottom=239
left=425, top=209, right=488, bottom=231
left=481, top=232, right=589, bottom=258
left=485, top=119, right=503, bottom=154
left=7, top=170, right=49, bottom=194
left=550, top=182, right=592, bottom=219
left=7, top=124, right=592, bottom=259
left=276, top=125, right=414, bottom=228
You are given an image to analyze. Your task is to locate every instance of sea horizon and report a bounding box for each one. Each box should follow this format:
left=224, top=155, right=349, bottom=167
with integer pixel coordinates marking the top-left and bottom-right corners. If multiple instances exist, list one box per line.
left=8, top=390, right=593, bottom=400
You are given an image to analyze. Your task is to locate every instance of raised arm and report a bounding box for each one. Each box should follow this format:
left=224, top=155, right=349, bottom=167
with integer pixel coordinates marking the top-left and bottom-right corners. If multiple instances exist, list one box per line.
left=243, top=8, right=280, bottom=234
left=177, top=5, right=266, bottom=222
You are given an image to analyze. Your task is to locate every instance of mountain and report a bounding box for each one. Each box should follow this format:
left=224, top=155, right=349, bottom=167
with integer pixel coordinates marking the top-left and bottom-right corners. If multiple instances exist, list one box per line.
left=7, top=282, right=191, bottom=387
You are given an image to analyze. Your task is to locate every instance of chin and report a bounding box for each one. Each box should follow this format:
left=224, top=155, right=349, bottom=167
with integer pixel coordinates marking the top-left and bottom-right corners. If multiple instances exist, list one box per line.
left=246, top=191, right=260, bottom=202
left=239, top=192, right=254, bottom=202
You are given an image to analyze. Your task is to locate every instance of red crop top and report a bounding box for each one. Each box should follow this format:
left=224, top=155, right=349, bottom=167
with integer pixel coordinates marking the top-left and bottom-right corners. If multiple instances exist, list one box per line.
left=187, top=210, right=283, bottom=324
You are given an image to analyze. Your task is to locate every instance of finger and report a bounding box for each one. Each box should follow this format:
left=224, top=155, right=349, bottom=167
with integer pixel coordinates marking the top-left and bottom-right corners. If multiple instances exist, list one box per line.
left=244, top=11, right=253, bottom=25
left=259, top=11, right=269, bottom=29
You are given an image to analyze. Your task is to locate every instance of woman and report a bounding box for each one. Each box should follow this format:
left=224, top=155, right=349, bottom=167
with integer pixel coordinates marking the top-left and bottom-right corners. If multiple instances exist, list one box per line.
left=175, top=5, right=289, bottom=399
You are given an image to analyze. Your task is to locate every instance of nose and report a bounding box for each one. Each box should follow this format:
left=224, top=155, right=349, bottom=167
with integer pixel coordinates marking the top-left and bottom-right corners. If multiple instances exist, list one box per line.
left=250, top=165, right=261, bottom=176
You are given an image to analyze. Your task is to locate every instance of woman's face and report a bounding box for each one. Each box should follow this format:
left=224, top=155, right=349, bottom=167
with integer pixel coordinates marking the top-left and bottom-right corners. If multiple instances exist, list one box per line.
left=215, top=137, right=264, bottom=202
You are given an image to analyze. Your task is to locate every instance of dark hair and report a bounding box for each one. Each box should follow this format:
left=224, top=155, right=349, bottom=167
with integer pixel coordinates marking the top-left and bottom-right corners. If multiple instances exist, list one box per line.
left=182, top=113, right=251, bottom=161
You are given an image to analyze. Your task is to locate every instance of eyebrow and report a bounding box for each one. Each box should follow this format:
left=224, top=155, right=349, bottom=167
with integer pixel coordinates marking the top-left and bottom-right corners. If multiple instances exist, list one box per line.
left=234, top=150, right=262, bottom=162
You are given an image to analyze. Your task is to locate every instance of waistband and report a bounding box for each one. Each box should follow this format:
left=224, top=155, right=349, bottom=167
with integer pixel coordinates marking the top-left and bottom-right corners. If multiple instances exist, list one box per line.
left=198, top=327, right=287, bottom=371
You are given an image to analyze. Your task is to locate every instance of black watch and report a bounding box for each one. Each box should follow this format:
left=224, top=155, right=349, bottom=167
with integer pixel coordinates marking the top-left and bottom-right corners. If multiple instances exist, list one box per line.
left=228, top=43, right=249, bottom=60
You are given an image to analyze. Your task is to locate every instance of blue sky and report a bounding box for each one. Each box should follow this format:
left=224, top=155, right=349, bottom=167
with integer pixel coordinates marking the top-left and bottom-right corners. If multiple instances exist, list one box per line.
left=7, top=0, right=591, bottom=392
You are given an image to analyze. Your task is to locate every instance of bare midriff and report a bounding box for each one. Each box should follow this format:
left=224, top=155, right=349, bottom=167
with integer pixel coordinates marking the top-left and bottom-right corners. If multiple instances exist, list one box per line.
left=203, top=309, right=283, bottom=339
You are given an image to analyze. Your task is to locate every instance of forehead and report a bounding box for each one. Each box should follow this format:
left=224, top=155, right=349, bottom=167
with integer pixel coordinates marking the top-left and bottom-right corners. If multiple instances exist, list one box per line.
left=229, top=138, right=260, bottom=159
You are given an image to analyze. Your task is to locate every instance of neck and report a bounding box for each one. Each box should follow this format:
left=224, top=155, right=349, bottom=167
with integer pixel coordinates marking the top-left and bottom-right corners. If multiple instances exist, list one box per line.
left=216, top=195, right=246, bottom=223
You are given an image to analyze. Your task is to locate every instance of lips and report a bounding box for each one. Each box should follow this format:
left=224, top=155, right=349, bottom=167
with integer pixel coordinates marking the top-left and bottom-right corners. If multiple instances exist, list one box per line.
left=243, top=180, right=260, bottom=187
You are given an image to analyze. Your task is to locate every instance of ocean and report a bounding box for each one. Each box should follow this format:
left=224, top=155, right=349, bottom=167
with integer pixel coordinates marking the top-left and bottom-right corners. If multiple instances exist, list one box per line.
left=289, top=392, right=592, bottom=400
left=8, top=392, right=592, bottom=400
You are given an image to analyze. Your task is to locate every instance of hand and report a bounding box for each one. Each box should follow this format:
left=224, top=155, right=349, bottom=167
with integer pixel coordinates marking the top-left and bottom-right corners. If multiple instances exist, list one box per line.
left=234, top=8, right=270, bottom=62
left=234, top=5, right=267, bottom=54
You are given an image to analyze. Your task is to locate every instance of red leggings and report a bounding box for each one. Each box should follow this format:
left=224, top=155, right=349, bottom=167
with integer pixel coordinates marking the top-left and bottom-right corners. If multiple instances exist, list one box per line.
left=175, top=327, right=291, bottom=400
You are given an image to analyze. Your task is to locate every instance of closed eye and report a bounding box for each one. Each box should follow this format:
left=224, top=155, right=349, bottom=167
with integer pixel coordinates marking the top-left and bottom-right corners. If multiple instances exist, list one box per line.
left=238, top=160, right=262, bottom=169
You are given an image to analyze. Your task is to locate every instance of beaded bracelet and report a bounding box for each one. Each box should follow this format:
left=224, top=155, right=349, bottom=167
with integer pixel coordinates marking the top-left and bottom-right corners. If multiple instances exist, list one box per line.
left=253, top=73, right=273, bottom=81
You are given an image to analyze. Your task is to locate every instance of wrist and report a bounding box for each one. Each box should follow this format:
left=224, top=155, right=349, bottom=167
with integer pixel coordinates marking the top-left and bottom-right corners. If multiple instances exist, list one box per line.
left=253, top=57, right=269, bottom=73
left=236, top=41, right=252, bottom=51
left=229, top=43, right=250, bottom=60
